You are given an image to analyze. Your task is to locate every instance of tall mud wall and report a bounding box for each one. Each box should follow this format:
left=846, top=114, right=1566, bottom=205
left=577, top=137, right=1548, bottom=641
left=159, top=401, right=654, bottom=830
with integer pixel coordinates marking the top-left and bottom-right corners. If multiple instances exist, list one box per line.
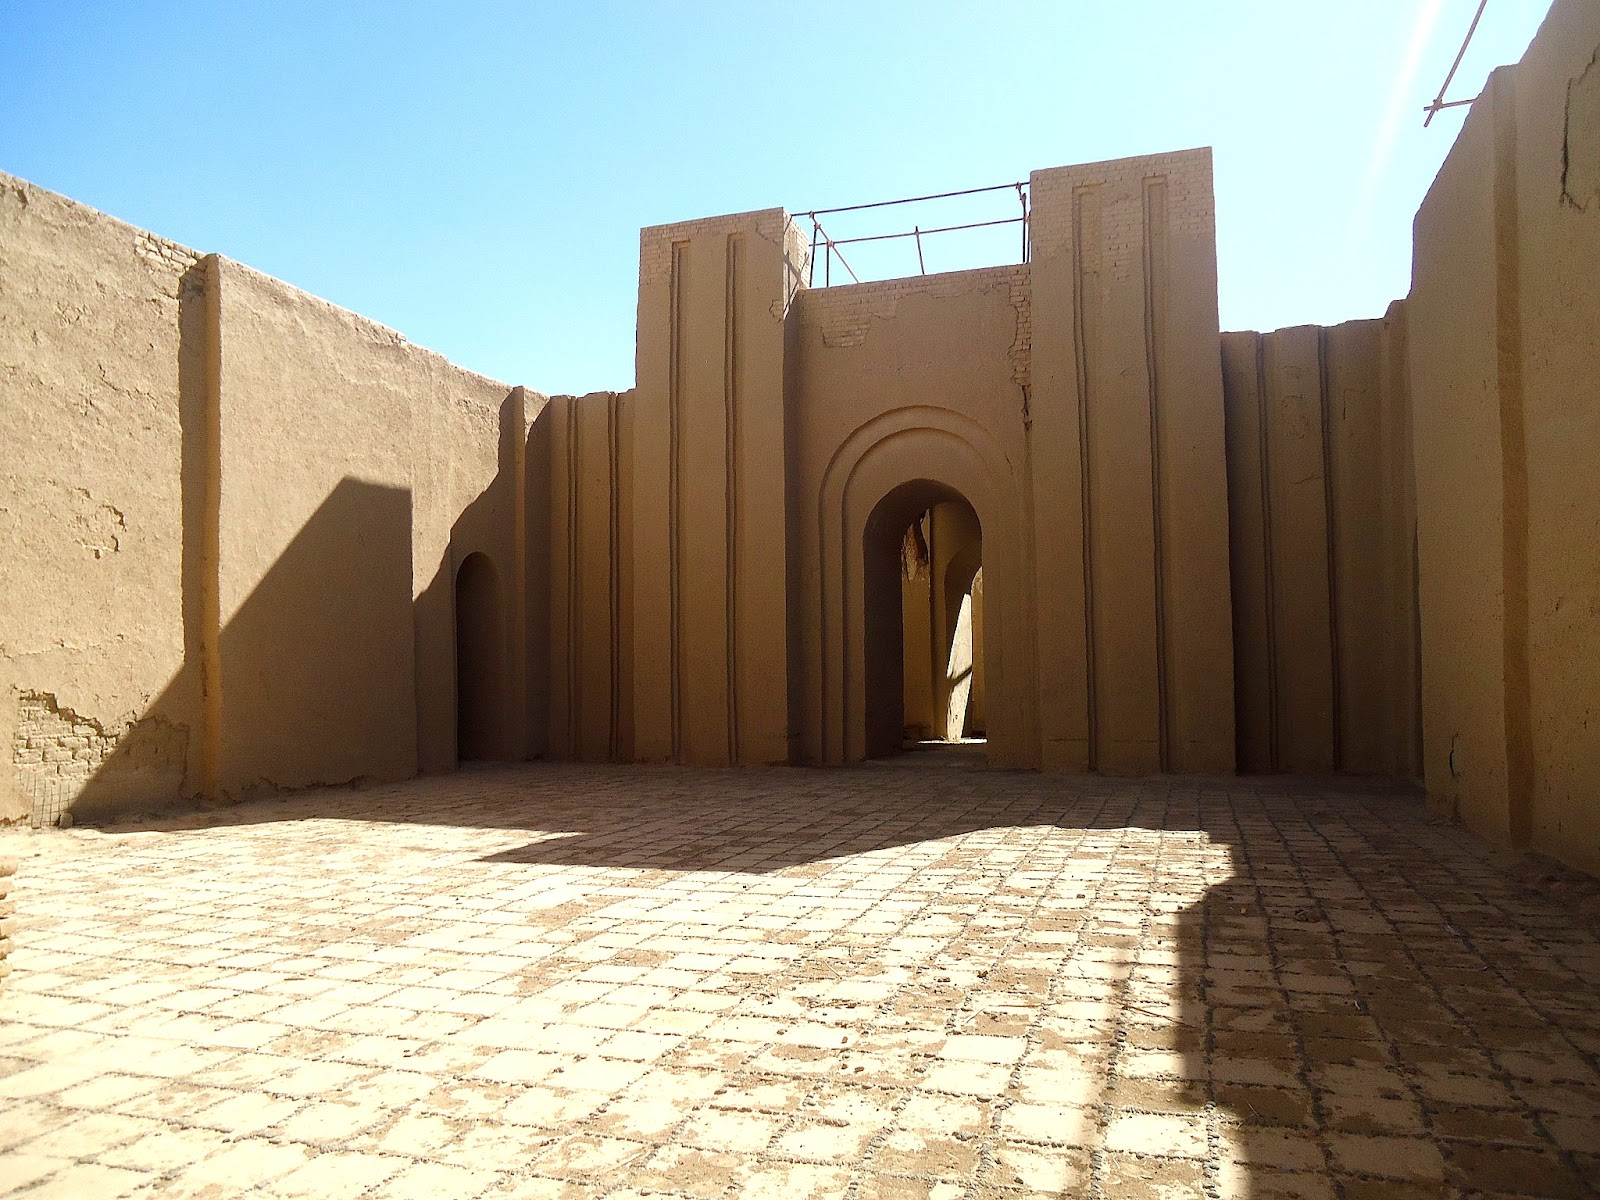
left=541, top=390, right=634, bottom=763
left=1221, top=312, right=1420, bottom=780
left=0, top=174, right=528, bottom=824
left=789, top=265, right=1041, bottom=768
left=630, top=210, right=803, bottom=767
left=0, top=180, right=202, bottom=824
left=1408, top=0, right=1600, bottom=876
left=6, top=0, right=1598, bottom=887
left=1027, top=151, right=1236, bottom=777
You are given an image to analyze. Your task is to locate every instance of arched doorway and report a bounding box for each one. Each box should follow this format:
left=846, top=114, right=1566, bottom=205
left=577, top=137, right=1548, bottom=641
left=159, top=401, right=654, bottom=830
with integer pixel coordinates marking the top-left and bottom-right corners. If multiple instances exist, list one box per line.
left=454, top=552, right=504, bottom=761
left=863, top=481, right=984, bottom=759
left=812, top=405, right=1035, bottom=768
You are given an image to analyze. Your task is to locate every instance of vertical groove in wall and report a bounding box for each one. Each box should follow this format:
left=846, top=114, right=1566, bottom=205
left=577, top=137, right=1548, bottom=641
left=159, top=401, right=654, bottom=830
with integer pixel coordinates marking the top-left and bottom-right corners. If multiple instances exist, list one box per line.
left=1142, top=176, right=1172, bottom=772
left=1317, top=328, right=1344, bottom=769
left=724, top=235, right=741, bottom=764
left=668, top=242, right=686, bottom=761
left=1256, top=336, right=1281, bottom=771
left=608, top=393, right=621, bottom=762
left=926, top=516, right=939, bottom=737
left=199, top=256, right=223, bottom=798
left=1072, top=185, right=1100, bottom=771
left=510, top=388, right=528, bottom=761
left=1494, top=79, right=1533, bottom=845
left=565, top=403, right=580, bottom=759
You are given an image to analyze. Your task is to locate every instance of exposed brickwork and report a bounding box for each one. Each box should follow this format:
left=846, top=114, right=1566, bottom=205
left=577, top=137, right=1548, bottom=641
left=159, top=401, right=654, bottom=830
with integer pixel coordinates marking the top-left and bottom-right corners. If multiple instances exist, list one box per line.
left=794, top=265, right=1032, bottom=388
left=132, top=230, right=199, bottom=275
left=783, top=219, right=812, bottom=316
left=10, top=692, right=120, bottom=827
left=638, top=209, right=800, bottom=289
left=1006, top=268, right=1032, bottom=390
left=9, top=692, right=187, bottom=828
left=1029, top=149, right=1215, bottom=276
left=0, top=765, right=1595, bottom=1196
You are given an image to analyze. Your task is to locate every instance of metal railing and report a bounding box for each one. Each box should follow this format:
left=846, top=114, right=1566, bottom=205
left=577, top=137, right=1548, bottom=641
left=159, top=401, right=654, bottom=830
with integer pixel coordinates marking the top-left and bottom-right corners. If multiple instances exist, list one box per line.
left=1424, top=0, right=1490, bottom=126
left=797, top=181, right=1030, bottom=287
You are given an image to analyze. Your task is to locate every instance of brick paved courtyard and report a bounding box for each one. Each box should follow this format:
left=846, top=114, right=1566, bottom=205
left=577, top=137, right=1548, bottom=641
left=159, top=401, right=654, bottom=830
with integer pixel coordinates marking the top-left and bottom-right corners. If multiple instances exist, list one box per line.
left=1, top=760, right=1598, bottom=1199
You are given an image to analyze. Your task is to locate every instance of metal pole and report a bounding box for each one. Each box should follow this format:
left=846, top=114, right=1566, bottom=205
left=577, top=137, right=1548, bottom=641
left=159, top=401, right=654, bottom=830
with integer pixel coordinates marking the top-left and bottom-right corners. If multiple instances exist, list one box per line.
left=914, top=226, right=925, bottom=275
left=1018, top=184, right=1028, bottom=263
left=1425, top=0, right=1490, bottom=127
left=811, top=218, right=861, bottom=284
left=805, top=181, right=1029, bottom=217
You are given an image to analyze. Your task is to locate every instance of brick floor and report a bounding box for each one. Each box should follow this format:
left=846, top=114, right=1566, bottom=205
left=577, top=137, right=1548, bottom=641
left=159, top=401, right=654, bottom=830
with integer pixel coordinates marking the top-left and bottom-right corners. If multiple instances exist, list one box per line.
left=1, top=761, right=1597, bottom=1199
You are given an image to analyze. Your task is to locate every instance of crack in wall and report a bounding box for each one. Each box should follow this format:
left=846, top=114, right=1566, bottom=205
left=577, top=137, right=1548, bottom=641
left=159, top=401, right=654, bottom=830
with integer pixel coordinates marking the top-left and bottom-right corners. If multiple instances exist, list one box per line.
left=1562, top=45, right=1600, bottom=211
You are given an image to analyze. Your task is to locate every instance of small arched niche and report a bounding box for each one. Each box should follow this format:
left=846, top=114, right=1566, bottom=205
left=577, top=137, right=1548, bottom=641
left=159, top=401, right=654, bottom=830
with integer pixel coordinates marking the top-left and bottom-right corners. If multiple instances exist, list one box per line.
left=863, top=480, right=984, bottom=760
left=454, top=551, right=505, bottom=762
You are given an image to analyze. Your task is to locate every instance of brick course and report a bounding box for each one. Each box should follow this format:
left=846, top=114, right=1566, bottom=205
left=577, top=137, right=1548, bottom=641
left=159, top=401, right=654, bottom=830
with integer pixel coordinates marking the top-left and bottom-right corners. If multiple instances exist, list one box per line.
left=0, top=765, right=1596, bottom=1195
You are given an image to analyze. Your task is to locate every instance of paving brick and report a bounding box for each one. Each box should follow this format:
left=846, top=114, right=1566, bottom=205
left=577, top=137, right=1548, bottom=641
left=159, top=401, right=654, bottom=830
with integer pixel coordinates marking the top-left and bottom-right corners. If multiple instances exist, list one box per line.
left=2, top=1161, right=151, bottom=1200
left=0, top=765, right=1597, bottom=1196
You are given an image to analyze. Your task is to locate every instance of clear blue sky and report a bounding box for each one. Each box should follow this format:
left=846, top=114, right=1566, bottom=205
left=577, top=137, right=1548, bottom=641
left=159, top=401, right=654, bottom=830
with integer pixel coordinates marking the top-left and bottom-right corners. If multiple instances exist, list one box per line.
left=2, top=0, right=1550, bottom=395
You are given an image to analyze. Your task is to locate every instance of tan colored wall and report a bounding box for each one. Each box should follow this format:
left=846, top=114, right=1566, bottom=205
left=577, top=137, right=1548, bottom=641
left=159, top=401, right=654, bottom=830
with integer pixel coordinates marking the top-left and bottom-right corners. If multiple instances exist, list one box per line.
left=929, top=502, right=982, bottom=741
left=631, top=210, right=805, bottom=765
left=899, top=524, right=935, bottom=740
left=636, top=151, right=1234, bottom=773
left=543, top=391, right=634, bottom=762
left=1409, top=0, right=1600, bottom=875
left=969, top=570, right=986, bottom=734
left=1027, top=150, right=1235, bottom=774
left=16, top=59, right=1597, bottom=872
left=211, top=260, right=522, bottom=793
left=0, top=174, right=530, bottom=822
left=1222, top=312, right=1420, bottom=779
left=0, top=175, right=203, bottom=823
left=1516, top=1, right=1600, bottom=875
left=896, top=503, right=982, bottom=744
left=790, top=265, right=1039, bottom=767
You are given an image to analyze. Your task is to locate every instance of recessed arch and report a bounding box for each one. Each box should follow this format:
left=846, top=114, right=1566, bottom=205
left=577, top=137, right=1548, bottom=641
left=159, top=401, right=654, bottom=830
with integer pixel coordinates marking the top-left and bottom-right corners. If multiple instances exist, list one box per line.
left=455, top=551, right=505, bottom=762
left=864, top=482, right=983, bottom=758
left=809, top=405, right=1039, bottom=767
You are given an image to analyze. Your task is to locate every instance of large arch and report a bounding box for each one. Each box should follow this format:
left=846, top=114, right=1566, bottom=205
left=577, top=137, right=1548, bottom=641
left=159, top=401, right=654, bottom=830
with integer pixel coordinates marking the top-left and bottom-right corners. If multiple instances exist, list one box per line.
left=811, top=405, right=1039, bottom=767
left=454, top=551, right=505, bottom=761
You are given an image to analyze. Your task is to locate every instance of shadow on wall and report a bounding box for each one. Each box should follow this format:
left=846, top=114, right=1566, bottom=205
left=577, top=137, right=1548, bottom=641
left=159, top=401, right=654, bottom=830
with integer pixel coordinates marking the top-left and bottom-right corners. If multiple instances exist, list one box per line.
left=16, top=262, right=533, bottom=826
left=412, top=389, right=535, bottom=774
left=454, top=552, right=506, bottom=761
left=217, top=478, right=415, bottom=794
left=52, top=477, right=415, bottom=824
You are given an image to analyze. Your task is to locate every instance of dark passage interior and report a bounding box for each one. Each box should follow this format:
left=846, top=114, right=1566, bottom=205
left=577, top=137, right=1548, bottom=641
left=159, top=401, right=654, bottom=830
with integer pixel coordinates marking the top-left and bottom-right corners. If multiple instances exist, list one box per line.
left=863, top=481, right=985, bottom=760
left=454, top=552, right=504, bottom=761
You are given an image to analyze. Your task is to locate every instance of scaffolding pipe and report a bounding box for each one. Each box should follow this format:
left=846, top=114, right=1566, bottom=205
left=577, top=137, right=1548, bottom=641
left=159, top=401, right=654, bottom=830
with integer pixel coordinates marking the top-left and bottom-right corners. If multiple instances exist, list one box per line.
left=798, top=177, right=1031, bottom=286
left=824, top=215, right=1024, bottom=247
left=1425, top=0, right=1490, bottom=126
left=807, top=181, right=1028, bottom=218
left=1017, top=183, right=1030, bottom=262
left=810, top=216, right=861, bottom=285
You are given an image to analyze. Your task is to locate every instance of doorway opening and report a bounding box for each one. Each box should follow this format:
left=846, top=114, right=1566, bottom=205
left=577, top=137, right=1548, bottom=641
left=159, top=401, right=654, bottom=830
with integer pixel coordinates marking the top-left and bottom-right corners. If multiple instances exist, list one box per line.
left=454, top=552, right=504, bottom=761
left=863, top=481, right=985, bottom=761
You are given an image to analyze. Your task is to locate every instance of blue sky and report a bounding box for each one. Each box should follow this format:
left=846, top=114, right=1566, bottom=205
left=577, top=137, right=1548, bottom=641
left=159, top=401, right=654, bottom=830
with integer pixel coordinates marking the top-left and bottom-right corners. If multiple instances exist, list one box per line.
left=2, top=0, right=1551, bottom=395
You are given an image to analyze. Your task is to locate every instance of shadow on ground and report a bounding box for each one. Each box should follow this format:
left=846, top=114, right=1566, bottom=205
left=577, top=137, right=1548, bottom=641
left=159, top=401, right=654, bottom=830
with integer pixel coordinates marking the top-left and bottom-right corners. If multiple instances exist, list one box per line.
left=50, top=762, right=1600, bottom=1194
